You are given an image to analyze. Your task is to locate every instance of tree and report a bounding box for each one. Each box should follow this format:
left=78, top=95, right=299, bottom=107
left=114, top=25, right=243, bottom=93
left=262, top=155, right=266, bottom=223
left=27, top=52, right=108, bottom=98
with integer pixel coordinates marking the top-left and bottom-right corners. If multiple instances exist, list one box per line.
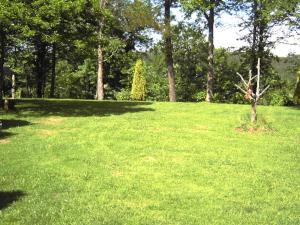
left=0, top=0, right=24, bottom=100
left=164, top=0, right=176, bottom=102
left=96, top=0, right=107, bottom=101
left=180, top=0, right=231, bottom=102
left=235, top=58, right=270, bottom=122
left=131, top=59, right=146, bottom=101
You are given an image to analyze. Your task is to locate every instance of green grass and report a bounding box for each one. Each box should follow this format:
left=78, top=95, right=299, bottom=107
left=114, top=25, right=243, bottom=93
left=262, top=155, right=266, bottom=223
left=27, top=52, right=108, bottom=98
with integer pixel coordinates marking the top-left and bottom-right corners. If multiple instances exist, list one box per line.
left=0, top=99, right=299, bottom=225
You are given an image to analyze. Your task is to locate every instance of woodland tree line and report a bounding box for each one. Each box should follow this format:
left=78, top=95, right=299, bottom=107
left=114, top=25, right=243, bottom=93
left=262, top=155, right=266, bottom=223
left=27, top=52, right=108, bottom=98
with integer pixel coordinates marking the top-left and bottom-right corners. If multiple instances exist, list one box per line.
left=0, top=0, right=299, bottom=105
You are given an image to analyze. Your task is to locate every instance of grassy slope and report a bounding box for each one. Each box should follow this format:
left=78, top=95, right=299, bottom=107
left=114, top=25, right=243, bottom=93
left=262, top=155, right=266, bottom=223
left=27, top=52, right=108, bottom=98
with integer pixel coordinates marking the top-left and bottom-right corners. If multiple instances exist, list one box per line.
left=0, top=99, right=299, bottom=225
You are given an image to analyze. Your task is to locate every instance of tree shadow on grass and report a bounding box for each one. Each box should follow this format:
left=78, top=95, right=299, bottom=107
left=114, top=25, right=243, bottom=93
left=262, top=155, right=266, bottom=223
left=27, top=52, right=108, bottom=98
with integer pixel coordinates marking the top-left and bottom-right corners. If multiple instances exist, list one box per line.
left=0, top=191, right=25, bottom=210
left=1, top=120, right=31, bottom=129
left=0, top=120, right=32, bottom=141
left=15, top=99, right=155, bottom=118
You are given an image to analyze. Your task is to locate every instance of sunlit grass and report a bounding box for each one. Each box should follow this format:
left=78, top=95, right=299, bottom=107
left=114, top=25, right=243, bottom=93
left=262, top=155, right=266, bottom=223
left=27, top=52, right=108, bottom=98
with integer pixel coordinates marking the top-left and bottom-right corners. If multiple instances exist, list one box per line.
left=0, top=99, right=299, bottom=224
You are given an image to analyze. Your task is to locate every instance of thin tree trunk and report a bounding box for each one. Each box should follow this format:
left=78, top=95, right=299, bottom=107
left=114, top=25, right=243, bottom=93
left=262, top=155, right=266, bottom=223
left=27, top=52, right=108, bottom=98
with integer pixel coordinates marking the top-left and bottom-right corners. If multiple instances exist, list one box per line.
left=11, top=74, right=15, bottom=99
left=96, top=0, right=107, bottom=101
left=96, top=44, right=104, bottom=100
left=50, top=43, right=56, bottom=98
left=206, top=6, right=215, bottom=102
left=251, top=101, right=257, bottom=123
left=35, top=42, right=46, bottom=98
left=0, top=28, right=5, bottom=100
left=164, top=0, right=176, bottom=102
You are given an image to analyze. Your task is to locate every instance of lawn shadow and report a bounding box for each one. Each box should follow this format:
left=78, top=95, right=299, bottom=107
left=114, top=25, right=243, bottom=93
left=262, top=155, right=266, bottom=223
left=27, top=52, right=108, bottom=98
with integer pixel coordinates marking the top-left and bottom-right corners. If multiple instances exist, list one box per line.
left=1, top=120, right=31, bottom=129
left=0, top=119, right=32, bottom=141
left=0, top=191, right=25, bottom=210
left=15, top=99, right=155, bottom=118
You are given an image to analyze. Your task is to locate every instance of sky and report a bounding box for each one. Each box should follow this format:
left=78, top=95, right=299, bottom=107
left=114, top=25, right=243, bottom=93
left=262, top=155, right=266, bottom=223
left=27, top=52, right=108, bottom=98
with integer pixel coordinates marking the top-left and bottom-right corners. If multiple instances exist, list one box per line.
left=213, top=13, right=300, bottom=57
left=151, top=9, right=300, bottom=57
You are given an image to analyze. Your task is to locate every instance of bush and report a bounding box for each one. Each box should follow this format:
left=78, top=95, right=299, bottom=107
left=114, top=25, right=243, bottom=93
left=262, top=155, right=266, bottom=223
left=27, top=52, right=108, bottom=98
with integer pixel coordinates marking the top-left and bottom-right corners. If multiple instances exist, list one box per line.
left=294, top=70, right=300, bottom=105
left=131, top=59, right=146, bottom=101
left=192, top=91, right=206, bottom=102
left=264, top=91, right=291, bottom=106
left=115, top=89, right=131, bottom=101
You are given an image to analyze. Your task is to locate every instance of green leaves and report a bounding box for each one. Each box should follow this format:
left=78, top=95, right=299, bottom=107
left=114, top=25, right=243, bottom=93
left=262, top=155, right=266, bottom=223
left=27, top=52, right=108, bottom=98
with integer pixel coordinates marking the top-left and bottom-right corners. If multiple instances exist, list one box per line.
left=131, top=59, right=146, bottom=101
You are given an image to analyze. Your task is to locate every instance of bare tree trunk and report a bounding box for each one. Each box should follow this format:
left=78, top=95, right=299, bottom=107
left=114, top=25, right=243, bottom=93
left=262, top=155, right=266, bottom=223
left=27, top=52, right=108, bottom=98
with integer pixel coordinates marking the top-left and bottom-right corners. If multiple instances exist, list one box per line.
left=0, top=28, right=5, bottom=100
left=206, top=7, right=215, bottom=102
left=50, top=43, right=56, bottom=98
left=96, top=0, right=107, bottom=101
left=164, top=0, right=176, bottom=102
left=11, top=74, right=15, bottom=99
left=251, top=101, right=257, bottom=123
left=96, top=45, right=104, bottom=100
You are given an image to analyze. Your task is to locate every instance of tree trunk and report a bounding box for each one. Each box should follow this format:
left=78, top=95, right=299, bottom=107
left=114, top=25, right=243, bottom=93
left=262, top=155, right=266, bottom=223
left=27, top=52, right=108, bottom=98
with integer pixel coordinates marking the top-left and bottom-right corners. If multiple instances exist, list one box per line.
left=11, top=74, right=15, bottom=99
left=206, top=6, right=215, bottom=103
left=96, top=0, right=107, bottom=101
left=164, top=0, right=176, bottom=102
left=96, top=45, right=104, bottom=100
left=0, top=28, right=5, bottom=100
left=251, top=101, right=257, bottom=123
left=35, top=42, right=46, bottom=98
left=50, top=43, right=56, bottom=98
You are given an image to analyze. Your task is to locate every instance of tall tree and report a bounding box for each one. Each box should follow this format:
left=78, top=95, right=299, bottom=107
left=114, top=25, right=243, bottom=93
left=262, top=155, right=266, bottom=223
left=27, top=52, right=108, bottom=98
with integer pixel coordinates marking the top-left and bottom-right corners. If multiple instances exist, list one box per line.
left=0, top=0, right=24, bottom=100
left=96, top=0, right=107, bottom=100
left=164, top=0, right=176, bottom=102
left=181, top=0, right=228, bottom=102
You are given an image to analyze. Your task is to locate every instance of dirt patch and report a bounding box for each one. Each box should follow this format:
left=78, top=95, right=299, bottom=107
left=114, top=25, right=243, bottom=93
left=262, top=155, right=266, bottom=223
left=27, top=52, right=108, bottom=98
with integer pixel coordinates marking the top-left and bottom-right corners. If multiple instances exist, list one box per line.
left=39, top=117, right=64, bottom=125
left=39, top=129, right=57, bottom=137
left=0, top=139, right=10, bottom=144
left=112, top=170, right=124, bottom=177
left=235, top=127, right=272, bottom=134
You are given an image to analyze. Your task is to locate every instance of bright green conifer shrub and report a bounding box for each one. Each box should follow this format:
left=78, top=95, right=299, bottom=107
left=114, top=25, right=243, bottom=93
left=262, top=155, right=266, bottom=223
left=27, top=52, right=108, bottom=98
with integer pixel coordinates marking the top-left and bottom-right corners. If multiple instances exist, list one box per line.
left=131, top=59, right=146, bottom=101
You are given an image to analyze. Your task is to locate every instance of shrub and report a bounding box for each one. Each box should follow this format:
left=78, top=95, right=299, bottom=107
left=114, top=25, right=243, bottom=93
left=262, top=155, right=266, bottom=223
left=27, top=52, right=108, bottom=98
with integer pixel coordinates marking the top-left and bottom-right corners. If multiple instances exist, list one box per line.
left=192, top=91, right=206, bottom=102
left=294, top=70, right=300, bottom=105
left=131, top=59, right=146, bottom=101
left=115, top=89, right=131, bottom=101
left=264, top=90, right=291, bottom=106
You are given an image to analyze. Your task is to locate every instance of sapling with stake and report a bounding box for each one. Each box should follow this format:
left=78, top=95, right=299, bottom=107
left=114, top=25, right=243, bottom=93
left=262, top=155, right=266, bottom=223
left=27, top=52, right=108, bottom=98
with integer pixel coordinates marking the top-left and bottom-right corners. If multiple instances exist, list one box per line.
left=235, top=58, right=270, bottom=123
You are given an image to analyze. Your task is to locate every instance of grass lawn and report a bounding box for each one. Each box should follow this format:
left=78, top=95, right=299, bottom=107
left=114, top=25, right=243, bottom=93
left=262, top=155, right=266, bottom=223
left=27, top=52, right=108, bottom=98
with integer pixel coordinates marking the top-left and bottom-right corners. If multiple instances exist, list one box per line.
left=0, top=99, right=299, bottom=225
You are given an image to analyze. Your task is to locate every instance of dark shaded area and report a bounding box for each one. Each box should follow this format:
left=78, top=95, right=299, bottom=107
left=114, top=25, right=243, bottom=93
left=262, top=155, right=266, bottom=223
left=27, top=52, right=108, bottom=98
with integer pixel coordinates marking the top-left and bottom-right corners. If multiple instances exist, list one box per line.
left=1, top=120, right=31, bottom=129
left=0, top=131, right=15, bottom=139
left=0, top=119, right=32, bottom=140
left=15, top=99, right=154, bottom=117
left=0, top=191, right=25, bottom=210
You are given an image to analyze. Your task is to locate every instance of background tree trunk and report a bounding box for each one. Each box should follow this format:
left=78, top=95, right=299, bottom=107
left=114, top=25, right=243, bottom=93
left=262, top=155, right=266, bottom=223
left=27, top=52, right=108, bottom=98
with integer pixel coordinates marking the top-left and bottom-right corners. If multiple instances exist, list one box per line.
left=11, top=74, right=15, bottom=99
left=0, top=28, right=5, bottom=100
left=164, top=0, right=176, bottom=102
left=96, top=0, right=107, bottom=101
left=35, top=42, right=46, bottom=98
left=50, top=43, right=56, bottom=98
left=96, top=45, right=104, bottom=100
left=206, top=6, right=215, bottom=102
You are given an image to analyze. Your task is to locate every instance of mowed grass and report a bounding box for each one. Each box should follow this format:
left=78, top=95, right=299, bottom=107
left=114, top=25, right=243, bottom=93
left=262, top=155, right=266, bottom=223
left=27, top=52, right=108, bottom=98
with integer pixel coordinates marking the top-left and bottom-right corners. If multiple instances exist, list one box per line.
left=0, top=99, right=299, bottom=225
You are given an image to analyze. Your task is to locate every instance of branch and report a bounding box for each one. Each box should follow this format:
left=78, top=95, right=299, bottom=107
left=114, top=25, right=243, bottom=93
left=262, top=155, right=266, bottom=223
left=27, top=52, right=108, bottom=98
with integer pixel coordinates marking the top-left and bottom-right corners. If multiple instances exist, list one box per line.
left=234, top=84, right=247, bottom=95
left=237, top=72, right=248, bottom=88
left=250, top=75, right=258, bottom=81
left=258, top=85, right=270, bottom=98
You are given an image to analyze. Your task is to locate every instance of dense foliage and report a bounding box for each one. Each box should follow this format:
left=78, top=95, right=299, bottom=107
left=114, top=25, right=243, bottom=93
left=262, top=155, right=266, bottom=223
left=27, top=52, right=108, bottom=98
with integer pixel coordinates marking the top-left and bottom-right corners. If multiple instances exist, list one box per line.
left=0, top=0, right=299, bottom=105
